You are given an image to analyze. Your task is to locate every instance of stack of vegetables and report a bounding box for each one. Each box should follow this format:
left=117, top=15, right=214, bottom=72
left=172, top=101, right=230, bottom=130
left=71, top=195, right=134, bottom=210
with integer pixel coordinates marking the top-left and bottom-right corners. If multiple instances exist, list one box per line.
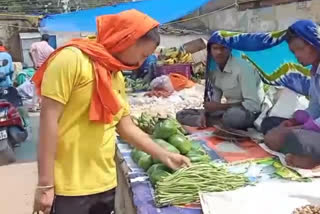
left=125, top=77, right=150, bottom=92
left=132, top=113, right=160, bottom=135
left=131, top=117, right=210, bottom=185
left=155, top=163, right=250, bottom=207
left=157, top=47, right=193, bottom=65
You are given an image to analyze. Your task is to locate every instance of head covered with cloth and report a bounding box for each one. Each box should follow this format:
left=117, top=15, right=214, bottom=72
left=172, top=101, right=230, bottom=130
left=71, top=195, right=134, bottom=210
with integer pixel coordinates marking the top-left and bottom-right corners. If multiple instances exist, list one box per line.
left=286, top=19, right=320, bottom=70
left=207, top=19, right=320, bottom=97
left=32, top=9, right=159, bottom=123
left=204, top=33, right=232, bottom=103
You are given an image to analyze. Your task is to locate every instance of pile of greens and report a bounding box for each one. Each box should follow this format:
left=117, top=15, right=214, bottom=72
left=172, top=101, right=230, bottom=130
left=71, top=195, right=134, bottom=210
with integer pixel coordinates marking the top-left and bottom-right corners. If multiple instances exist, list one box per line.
left=125, top=77, right=150, bottom=92
left=131, top=117, right=210, bottom=186
left=155, top=162, right=250, bottom=207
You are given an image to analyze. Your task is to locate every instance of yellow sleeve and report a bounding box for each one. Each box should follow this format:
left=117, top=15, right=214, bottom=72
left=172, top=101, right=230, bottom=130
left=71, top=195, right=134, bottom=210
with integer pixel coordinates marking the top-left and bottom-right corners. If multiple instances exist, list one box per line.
left=122, top=100, right=131, bottom=117
left=41, top=48, right=82, bottom=104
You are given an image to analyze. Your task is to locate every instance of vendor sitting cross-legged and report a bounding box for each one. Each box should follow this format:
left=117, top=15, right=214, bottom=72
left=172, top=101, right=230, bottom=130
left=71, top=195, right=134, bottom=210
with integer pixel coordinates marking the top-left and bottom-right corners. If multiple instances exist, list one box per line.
left=176, top=35, right=265, bottom=130
left=262, top=20, right=320, bottom=169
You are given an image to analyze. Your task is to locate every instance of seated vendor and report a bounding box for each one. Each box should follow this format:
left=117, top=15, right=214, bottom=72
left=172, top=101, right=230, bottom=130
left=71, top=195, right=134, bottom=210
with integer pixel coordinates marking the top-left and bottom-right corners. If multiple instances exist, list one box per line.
left=177, top=36, right=265, bottom=130
left=262, top=20, right=320, bottom=169
left=132, top=54, right=157, bottom=82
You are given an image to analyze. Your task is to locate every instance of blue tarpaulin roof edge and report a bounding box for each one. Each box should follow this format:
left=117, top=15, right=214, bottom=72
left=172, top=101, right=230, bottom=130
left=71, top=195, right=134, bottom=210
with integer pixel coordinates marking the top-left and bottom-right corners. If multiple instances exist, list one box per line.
left=40, top=0, right=211, bottom=32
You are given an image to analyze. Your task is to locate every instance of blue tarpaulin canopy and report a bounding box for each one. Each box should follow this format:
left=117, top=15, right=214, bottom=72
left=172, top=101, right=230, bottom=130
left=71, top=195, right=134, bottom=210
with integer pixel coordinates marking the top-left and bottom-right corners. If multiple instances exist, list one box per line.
left=40, top=0, right=211, bottom=32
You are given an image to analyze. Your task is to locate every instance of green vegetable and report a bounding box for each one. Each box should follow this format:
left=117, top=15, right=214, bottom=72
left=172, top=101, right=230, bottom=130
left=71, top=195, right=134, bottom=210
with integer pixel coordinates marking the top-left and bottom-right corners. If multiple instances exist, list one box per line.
left=155, top=163, right=249, bottom=207
left=150, top=169, right=171, bottom=185
left=189, top=155, right=210, bottom=163
left=186, top=150, right=206, bottom=157
left=153, top=120, right=178, bottom=139
left=190, top=141, right=202, bottom=151
left=153, top=139, right=180, bottom=154
left=131, top=148, right=147, bottom=163
left=167, top=117, right=188, bottom=135
left=168, top=134, right=192, bottom=155
left=138, top=155, right=153, bottom=171
left=147, top=163, right=171, bottom=177
left=153, top=139, right=180, bottom=163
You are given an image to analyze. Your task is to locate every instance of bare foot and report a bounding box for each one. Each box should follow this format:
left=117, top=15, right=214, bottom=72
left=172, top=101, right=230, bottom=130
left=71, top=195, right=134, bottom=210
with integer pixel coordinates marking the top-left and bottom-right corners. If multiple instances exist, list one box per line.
left=285, top=154, right=320, bottom=169
left=264, top=127, right=291, bottom=151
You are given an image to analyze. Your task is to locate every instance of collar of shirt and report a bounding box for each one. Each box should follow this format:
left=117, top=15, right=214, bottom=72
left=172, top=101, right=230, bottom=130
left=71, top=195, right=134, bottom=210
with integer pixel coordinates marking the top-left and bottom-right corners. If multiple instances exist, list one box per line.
left=217, top=56, right=233, bottom=73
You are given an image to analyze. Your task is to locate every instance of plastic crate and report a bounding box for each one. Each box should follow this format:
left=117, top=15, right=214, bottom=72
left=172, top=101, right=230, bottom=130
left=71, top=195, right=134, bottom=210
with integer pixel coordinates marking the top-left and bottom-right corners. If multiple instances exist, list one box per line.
left=155, top=64, right=192, bottom=79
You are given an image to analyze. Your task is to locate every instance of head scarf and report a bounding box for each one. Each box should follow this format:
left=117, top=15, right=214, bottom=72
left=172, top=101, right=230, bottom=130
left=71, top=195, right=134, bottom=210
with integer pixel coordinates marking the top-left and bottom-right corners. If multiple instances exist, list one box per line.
left=32, top=9, right=159, bottom=123
left=204, top=33, right=231, bottom=102
left=289, top=19, right=320, bottom=51
left=0, top=46, right=7, bottom=52
left=204, top=19, right=320, bottom=97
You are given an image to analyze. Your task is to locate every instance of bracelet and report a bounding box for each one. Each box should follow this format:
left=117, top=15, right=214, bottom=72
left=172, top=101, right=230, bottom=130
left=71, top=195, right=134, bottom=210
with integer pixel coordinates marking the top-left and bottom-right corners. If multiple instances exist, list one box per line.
left=36, top=185, right=54, bottom=190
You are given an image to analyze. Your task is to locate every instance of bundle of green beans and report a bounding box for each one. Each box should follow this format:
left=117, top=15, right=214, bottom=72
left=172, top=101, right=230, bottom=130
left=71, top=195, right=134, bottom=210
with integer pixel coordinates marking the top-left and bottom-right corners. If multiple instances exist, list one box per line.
left=155, top=162, right=250, bottom=207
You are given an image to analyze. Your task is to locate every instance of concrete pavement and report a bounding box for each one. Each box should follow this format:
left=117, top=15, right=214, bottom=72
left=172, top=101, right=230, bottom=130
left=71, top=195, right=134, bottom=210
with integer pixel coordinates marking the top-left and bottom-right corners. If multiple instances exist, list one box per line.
left=0, top=112, right=39, bottom=214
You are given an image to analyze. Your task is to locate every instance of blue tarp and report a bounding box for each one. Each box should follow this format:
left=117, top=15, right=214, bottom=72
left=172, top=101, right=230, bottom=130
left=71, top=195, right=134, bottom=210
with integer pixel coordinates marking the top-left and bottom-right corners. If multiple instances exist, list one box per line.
left=40, top=0, right=211, bottom=32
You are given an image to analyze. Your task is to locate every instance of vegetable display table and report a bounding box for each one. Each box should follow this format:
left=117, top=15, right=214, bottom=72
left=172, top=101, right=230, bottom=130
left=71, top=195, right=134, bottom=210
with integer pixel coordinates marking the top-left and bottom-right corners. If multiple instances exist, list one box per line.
left=114, top=139, right=202, bottom=214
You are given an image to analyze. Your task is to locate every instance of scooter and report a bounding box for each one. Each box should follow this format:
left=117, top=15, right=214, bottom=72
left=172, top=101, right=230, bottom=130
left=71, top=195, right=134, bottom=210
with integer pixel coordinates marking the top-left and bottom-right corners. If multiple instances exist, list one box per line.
left=0, top=59, right=28, bottom=165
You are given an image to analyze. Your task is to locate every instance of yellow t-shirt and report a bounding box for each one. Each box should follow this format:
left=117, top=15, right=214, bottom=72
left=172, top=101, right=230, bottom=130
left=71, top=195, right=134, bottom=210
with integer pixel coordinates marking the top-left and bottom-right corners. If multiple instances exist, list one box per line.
left=41, top=47, right=130, bottom=196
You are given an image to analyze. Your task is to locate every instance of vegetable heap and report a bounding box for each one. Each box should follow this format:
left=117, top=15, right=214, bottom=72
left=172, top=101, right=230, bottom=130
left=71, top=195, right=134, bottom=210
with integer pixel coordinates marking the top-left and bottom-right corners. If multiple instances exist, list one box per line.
left=293, top=205, right=320, bottom=214
left=155, top=162, right=250, bottom=207
left=131, top=116, right=210, bottom=185
left=125, top=77, right=150, bottom=92
left=132, top=114, right=187, bottom=136
left=157, top=47, right=193, bottom=65
left=132, top=113, right=160, bottom=135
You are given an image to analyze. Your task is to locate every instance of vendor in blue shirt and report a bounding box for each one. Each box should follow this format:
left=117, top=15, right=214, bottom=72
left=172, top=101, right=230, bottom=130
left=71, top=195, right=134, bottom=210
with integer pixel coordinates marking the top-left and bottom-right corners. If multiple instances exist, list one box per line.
left=0, top=41, right=14, bottom=88
left=132, top=54, right=157, bottom=81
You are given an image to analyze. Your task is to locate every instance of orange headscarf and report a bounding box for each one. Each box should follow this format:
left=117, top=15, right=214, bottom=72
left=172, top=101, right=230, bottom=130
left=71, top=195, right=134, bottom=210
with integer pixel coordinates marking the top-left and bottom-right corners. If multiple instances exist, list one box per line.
left=0, top=46, right=7, bottom=52
left=32, top=10, right=159, bottom=123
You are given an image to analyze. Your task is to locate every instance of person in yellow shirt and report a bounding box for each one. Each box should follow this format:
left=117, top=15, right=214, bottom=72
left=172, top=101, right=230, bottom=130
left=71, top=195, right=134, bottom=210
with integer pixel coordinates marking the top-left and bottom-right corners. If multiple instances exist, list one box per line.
left=32, top=10, right=190, bottom=214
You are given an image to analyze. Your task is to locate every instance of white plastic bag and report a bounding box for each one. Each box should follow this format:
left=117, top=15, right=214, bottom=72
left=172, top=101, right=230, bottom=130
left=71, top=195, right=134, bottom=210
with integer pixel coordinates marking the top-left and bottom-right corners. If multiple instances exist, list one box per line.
left=150, top=75, right=174, bottom=93
left=16, top=79, right=34, bottom=99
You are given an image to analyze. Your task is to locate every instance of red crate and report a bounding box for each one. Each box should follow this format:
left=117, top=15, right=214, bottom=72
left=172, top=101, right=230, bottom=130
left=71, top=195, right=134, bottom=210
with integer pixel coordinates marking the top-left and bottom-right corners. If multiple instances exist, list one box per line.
left=155, top=64, right=192, bottom=79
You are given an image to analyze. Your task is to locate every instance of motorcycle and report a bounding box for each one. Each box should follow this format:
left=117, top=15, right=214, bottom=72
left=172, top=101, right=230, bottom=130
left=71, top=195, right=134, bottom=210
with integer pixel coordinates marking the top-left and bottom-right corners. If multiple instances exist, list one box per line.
left=0, top=59, right=29, bottom=165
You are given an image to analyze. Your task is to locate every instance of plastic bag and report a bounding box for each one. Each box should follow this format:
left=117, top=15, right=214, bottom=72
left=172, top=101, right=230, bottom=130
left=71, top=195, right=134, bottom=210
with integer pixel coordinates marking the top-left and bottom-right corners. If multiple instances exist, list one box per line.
left=16, top=79, right=34, bottom=99
left=150, top=75, right=174, bottom=93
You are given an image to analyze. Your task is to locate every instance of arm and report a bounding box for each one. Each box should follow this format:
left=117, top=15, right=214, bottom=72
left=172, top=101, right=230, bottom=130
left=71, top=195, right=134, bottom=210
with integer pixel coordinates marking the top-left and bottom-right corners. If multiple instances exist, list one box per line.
left=29, top=45, right=38, bottom=69
left=295, top=80, right=320, bottom=131
left=305, top=85, right=320, bottom=120
left=38, top=97, right=64, bottom=186
left=204, top=76, right=233, bottom=112
left=239, top=67, right=263, bottom=113
left=29, top=51, right=36, bottom=68
left=204, top=102, right=241, bottom=112
left=117, top=115, right=190, bottom=169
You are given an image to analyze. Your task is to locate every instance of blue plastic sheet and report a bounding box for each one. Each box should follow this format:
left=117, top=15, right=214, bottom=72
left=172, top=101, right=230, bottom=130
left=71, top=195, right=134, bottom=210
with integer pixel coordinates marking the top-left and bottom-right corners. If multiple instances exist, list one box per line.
left=40, top=0, right=211, bottom=32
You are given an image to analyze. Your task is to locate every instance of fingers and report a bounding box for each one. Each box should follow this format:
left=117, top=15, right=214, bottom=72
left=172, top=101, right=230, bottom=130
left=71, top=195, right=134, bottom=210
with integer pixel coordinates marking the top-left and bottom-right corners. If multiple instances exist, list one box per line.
left=44, top=207, right=52, bottom=214
left=182, top=155, right=191, bottom=167
left=33, top=189, right=54, bottom=214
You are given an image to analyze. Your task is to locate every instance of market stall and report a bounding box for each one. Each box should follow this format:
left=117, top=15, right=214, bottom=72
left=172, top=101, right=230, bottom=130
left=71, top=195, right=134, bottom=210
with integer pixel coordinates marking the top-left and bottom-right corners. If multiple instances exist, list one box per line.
left=114, top=113, right=320, bottom=214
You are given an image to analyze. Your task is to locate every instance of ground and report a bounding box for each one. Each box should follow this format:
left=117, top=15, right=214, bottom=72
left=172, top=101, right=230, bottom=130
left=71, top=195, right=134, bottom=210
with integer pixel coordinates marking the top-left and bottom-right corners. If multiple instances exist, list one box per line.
left=0, top=113, right=39, bottom=214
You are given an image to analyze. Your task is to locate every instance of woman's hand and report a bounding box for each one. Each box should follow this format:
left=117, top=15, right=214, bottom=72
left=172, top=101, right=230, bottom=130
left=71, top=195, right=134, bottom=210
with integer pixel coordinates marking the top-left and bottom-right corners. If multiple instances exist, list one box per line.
left=157, top=151, right=191, bottom=170
left=33, top=187, right=55, bottom=214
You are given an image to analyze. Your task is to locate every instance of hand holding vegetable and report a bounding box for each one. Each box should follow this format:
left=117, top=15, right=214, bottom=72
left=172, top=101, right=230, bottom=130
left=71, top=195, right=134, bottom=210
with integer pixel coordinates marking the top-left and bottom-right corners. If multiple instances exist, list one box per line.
left=156, top=150, right=191, bottom=170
